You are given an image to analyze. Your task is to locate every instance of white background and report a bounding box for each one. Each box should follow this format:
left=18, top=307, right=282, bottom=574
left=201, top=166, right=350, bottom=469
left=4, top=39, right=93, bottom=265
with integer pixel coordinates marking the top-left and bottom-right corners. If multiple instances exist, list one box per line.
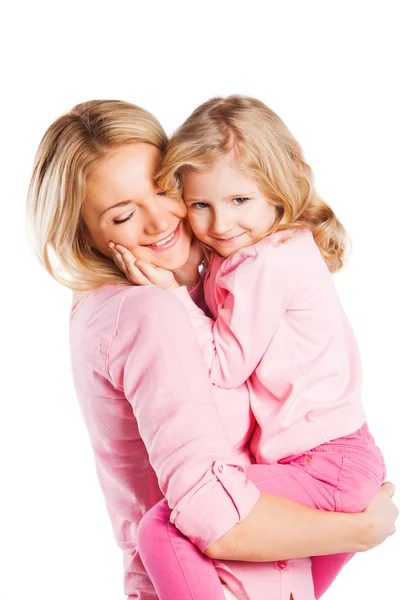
left=1, top=1, right=399, bottom=599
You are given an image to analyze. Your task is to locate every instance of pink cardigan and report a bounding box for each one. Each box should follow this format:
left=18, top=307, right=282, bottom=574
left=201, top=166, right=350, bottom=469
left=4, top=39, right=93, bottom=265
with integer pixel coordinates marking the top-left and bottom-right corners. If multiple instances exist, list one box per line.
left=173, top=230, right=366, bottom=464
left=70, top=284, right=260, bottom=599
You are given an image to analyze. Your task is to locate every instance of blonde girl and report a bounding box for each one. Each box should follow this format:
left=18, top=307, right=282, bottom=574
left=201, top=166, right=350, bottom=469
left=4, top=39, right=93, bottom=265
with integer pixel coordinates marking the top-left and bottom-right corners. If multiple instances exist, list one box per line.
left=112, top=96, right=390, bottom=600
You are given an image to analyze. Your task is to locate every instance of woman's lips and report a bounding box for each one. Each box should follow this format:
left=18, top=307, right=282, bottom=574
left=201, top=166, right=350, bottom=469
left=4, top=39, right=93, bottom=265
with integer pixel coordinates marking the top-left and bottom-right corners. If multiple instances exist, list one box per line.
left=145, top=223, right=181, bottom=252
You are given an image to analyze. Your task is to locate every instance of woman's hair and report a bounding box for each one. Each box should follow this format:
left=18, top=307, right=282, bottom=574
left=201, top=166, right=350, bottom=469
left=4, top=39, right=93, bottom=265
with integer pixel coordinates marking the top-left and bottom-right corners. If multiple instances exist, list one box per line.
left=27, top=100, right=168, bottom=291
left=158, top=95, right=349, bottom=272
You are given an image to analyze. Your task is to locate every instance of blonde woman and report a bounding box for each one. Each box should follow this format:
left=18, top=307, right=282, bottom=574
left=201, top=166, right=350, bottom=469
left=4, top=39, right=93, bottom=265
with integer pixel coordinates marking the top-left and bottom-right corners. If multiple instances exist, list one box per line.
left=27, top=100, right=397, bottom=600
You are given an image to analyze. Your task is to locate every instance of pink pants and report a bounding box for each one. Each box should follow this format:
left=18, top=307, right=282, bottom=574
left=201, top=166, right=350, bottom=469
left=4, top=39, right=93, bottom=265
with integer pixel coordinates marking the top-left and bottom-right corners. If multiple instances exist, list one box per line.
left=137, top=424, right=385, bottom=600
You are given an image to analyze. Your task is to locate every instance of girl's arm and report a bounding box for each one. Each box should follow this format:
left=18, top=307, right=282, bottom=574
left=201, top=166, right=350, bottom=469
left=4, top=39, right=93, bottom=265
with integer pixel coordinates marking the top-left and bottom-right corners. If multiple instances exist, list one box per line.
left=172, top=248, right=287, bottom=388
left=115, top=240, right=288, bottom=389
left=108, top=287, right=398, bottom=560
left=113, top=242, right=288, bottom=389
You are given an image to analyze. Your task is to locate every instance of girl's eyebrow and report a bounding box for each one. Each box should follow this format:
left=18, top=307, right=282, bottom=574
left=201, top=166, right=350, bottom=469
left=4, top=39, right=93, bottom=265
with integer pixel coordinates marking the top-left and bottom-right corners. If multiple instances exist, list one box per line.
left=185, top=193, right=253, bottom=202
left=223, top=193, right=253, bottom=201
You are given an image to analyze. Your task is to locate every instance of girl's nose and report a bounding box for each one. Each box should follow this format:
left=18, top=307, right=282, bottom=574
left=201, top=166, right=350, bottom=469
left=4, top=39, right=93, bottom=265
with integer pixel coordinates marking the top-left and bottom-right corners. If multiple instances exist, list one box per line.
left=211, top=211, right=232, bottom=236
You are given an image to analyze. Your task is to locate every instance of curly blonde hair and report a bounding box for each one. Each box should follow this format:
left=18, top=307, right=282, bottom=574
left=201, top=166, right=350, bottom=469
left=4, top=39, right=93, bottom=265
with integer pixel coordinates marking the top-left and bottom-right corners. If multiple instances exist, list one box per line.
left=158, top=95, right=349, bottom=272
left=27, top=100, right=168, bottom=291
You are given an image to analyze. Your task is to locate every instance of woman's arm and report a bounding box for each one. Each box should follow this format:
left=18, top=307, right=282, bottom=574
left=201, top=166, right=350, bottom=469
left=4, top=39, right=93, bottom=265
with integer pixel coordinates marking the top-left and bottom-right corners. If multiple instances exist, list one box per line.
left=108, top=287, right=398, bottom=559
left=205, top=482, right=398, bottom=561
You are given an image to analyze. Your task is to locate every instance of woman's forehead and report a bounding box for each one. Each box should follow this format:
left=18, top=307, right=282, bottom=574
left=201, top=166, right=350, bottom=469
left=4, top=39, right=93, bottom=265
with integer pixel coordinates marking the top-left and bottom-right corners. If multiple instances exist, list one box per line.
left=86, top=143, right=161, bottom=211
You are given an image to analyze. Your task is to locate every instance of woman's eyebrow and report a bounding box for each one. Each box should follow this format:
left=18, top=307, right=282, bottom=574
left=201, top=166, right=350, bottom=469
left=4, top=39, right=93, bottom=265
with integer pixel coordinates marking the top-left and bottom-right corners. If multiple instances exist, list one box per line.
left=100, top=200, right=133, bottom=217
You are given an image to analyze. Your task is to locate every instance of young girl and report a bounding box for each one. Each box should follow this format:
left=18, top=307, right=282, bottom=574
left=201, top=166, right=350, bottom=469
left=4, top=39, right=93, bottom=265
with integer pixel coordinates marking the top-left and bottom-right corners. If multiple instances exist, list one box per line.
left=110, top=96, right=387, bottom=600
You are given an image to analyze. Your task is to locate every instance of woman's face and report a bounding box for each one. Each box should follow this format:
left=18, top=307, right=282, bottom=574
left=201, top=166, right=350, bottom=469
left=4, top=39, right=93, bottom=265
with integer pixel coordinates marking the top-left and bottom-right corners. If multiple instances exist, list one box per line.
left=83, top=143, right=192, bottom=270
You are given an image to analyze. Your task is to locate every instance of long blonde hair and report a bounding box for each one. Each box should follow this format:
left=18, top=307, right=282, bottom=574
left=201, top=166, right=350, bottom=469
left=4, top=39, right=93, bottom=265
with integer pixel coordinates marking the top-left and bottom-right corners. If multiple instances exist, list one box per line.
left=27, top=100, right=168, bottom=292
left=158, top=95, right=348, bottom=272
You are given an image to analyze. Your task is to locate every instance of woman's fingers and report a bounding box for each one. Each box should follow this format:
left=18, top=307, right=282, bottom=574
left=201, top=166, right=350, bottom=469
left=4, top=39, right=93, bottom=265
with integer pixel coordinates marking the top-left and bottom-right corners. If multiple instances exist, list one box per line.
left=381, top=481, right=396, bottom=498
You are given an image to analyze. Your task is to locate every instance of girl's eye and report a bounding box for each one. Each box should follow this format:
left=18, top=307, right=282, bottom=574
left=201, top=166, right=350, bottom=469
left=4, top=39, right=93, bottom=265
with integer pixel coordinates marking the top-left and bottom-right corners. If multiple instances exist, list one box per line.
left=156, top=190, right=167, bottom=196
left=232, top=197, right=249, bottom=205
left=113, top=211, right=135, bottom=225
left=192, top=202, right=210, bottom=209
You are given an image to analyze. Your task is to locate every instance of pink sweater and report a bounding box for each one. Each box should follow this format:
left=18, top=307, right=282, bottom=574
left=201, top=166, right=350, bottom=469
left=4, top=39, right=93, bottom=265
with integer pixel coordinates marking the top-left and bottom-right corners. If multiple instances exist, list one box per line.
left=174, top=230, right=366, bottom=464
left=70, top=284, right=260, bottom=599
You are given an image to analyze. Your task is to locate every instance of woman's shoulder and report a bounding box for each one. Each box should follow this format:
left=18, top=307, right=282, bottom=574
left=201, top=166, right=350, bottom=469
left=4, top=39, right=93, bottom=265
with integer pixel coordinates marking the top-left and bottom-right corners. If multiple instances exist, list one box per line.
left=71, top=284, right=180, bottom=343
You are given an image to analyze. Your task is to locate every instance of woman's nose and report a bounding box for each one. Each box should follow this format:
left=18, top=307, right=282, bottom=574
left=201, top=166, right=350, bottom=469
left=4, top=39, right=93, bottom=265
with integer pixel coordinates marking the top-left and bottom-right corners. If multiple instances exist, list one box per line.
left=144, top=202, right=171, bottom=235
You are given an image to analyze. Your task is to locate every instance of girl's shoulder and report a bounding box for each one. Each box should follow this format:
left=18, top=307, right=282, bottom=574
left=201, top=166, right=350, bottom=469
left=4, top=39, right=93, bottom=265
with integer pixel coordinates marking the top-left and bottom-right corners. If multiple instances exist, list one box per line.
left=218, top=228, right=318, bottom=276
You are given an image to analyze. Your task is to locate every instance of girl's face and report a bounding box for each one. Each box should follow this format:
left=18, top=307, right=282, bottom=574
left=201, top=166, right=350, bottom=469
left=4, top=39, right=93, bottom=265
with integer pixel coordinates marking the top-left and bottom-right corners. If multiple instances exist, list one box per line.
left=83, top=143, right=192, bottom=270
left=182, top=156, right=277, bottom=257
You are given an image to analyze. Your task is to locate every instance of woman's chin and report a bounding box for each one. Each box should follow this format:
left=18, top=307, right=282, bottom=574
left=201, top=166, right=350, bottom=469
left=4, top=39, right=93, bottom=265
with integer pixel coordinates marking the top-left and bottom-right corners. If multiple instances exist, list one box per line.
left=146, top=241, right=191, bottom=271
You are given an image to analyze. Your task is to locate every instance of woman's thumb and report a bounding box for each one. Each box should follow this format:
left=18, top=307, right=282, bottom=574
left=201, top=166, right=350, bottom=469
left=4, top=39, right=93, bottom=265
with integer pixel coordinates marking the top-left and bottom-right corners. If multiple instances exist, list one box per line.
left=381, top=481, right=396, bottom=497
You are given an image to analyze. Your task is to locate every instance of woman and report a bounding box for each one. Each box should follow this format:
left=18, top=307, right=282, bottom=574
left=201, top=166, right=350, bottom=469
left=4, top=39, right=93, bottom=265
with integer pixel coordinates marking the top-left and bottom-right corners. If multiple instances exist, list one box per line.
left=27, top=100, right=398, bottom=600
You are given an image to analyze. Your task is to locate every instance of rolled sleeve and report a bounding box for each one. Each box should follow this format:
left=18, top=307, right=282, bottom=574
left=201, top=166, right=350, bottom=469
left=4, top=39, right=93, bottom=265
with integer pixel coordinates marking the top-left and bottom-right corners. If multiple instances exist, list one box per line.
left=171, top=462, right=260, bottom=551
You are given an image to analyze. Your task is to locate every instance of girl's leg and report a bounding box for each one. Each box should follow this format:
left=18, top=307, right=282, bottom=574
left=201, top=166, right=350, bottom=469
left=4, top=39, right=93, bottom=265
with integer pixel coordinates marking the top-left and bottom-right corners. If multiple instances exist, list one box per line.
left=138, top=493, right=314, bottom=600
left=138, top=441, right=383, bottom=600
left=246, top=434, right=385, bottom=599
left=137, top=498, right=226, bottom=600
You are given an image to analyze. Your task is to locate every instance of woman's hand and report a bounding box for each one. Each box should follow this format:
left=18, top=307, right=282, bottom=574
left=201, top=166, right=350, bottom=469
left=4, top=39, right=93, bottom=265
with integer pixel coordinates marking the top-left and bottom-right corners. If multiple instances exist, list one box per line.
left=109, top=243, right=179, bottom=291
left=359, top=481, right=398, bottom=551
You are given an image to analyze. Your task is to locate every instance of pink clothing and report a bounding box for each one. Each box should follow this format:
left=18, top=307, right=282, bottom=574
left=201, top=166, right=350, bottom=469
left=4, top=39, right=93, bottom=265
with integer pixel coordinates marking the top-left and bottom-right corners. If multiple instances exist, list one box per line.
left=70, top=283, right=262, bottom=599
left=173, top=229, right=366, bottom=464
left=137, top=424, right=386, bottom=600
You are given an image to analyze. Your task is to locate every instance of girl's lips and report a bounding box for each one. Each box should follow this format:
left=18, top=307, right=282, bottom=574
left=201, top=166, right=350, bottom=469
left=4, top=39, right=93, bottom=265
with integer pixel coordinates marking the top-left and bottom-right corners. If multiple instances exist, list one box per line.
left=212, top=233, right=245, bottom=244
left=145, top=223, right=181, bottom=252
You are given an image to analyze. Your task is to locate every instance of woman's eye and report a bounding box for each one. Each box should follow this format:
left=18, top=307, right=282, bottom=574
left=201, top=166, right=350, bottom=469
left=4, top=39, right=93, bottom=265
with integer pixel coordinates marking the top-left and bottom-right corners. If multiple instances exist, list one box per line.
left=156, top=189, right=167, bottom=196
left=192, top=202, right=210, bottom=209
left=113, top=211, right=135, bottom=225
left=232, top=197, right=249, bottom=205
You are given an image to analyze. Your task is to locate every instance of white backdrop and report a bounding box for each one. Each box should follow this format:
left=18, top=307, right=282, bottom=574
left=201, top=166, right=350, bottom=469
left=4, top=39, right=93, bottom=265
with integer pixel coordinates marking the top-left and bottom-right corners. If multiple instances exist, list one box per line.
left=1, top=2, right=399, bottom=599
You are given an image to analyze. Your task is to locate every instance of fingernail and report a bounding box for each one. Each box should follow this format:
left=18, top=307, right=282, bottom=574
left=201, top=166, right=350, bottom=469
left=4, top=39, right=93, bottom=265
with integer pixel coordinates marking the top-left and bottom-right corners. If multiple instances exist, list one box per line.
left=108, top=242, right=115, bottom=249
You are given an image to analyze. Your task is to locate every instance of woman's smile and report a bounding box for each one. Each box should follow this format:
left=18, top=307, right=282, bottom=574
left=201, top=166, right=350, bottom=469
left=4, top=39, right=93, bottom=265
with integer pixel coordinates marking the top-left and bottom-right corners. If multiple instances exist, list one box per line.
left=83, top=143, right=192, bottom=269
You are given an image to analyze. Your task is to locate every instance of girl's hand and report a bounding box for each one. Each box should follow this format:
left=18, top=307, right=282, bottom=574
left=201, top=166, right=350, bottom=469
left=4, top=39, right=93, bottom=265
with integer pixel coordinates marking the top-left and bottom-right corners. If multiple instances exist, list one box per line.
left=173, top=238, right=204, bottom=290
left=109, top=243, right=179, bottom=291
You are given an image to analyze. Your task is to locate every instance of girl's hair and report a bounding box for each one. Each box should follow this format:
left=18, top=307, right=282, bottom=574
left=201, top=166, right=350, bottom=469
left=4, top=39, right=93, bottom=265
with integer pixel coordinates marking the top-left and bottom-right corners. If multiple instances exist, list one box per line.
left=27, top=100, right=168, bottom=292
left=158, top=95, right=348, bottom=272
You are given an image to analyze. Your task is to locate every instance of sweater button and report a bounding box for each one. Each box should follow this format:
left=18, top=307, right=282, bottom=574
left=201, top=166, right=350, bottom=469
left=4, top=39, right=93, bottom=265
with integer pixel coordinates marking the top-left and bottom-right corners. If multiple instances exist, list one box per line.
left=275, top=560, right=288, bottom=570
left=217, top=464, right=226, bottom=474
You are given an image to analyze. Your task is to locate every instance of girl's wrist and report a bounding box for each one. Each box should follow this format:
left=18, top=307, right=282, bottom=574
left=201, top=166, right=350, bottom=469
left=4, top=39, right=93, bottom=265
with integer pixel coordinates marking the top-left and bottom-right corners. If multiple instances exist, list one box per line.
left=173, top=270, right=200, bottom=291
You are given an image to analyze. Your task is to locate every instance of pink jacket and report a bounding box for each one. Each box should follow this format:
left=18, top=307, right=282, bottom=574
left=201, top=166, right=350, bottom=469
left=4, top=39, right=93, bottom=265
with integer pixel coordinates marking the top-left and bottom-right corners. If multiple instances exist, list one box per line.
left=173, top=230, right=366, bottom=464
left=70, top=283, right=259, bottom=599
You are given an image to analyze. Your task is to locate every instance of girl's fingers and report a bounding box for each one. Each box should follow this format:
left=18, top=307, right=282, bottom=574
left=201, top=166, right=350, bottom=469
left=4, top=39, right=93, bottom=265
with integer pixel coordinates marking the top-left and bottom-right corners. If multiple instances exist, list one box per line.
left=114, top=244, right=152, bottom=286
left=115, top=244, right=137, bottom=270
left=110, top=246, right=127, bottom=274
left=134, top=260, right=161, bottom=282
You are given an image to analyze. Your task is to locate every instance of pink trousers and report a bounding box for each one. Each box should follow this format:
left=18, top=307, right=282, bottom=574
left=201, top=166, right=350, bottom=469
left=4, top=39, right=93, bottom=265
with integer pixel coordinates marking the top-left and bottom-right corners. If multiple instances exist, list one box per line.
left=137, top=424, right=385, bottom=600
